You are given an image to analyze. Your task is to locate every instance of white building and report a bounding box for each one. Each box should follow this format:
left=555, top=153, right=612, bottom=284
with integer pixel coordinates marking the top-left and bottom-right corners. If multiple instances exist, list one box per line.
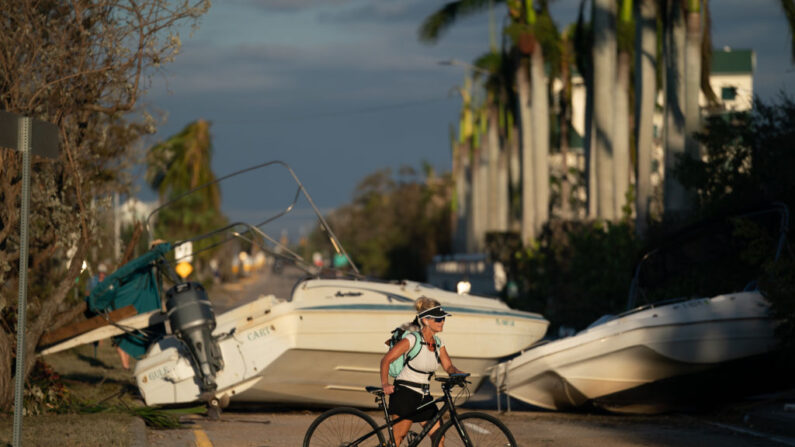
left=552, top=48, right=755, bottom=218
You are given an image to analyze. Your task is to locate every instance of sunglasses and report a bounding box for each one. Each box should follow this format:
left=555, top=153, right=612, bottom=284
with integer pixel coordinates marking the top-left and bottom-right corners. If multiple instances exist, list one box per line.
left=424, top=316, right=445, bottom=323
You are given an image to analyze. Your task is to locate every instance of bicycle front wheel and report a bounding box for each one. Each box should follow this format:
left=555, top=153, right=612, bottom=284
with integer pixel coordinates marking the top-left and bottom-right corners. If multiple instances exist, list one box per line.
left=303, top=407, right=386, bottom=447
left=434, top=412, right=517, bottom=447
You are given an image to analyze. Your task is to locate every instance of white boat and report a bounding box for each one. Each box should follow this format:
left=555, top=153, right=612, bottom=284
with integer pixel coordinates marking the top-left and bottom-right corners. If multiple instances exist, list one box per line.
left=492, top=290, right=778, bottom=412
left=40, top=161, right=548, bottom=413
left=135, top=278, right=548, bottom=408
left=492, top=205, right=788, bottom=413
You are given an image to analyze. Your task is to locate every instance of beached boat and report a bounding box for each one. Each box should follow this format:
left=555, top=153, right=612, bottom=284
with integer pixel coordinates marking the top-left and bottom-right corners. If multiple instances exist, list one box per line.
left=492, top=205, right=788, bottom=413
left=492, top=290, right=778, bottom=411
left=135, top=277, right=548, bottom=408
left=40, top=161, right=548, bottom=413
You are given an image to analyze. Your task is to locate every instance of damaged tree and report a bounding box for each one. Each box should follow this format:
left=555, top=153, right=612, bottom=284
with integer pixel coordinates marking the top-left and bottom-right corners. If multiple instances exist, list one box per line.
left=0, top=0, right=209, bottom=411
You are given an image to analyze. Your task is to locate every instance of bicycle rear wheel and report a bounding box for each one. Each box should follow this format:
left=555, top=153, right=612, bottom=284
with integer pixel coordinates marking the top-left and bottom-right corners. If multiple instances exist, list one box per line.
left=303, top=407, right=386, bottom=447
left=433, top=412, right=517, bottom=447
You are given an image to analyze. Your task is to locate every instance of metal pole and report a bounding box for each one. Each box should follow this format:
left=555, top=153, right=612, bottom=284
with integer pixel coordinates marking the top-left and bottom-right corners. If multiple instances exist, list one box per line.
left=13, top=116, right=32, bottom=447
left=114, top=192, right=121, bottom=262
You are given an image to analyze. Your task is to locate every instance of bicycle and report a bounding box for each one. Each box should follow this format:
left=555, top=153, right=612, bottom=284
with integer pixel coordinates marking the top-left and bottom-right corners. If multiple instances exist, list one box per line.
left=303, top=373, right=517, bottom=446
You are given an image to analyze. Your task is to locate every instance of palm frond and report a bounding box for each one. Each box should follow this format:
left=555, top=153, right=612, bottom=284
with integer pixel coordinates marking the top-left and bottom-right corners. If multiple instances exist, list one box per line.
left=782, top=0, right=795, bottom=62
left=418, top=0, right=502, bottom=44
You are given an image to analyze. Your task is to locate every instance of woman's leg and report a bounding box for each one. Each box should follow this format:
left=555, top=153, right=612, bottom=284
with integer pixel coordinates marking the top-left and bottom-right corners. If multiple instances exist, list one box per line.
left=423, top=420, right=444, bottom=446
left=391, top=416, right=413, bottom=446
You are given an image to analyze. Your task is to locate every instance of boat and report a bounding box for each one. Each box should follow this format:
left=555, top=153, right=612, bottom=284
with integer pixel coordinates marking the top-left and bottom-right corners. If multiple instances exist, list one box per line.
left=39, top=161, right=548, bottom=413
left=135, top=277, right=548, bottom=408
left=492, top=290, right=778, bottom=412
left=492, top=205, right=788, bottom=413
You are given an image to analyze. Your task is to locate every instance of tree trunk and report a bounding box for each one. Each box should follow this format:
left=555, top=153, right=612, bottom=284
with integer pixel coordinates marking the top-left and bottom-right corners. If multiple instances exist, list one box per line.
left=685, top=8, right=702, bottom=159
left=472, top=139, right=489, bottom=252
left=584, top=63, right=597, bottom=219
left=487, top=103, right=501, bottom=232
left=0, top=238, right=87, bottom=410
left=663, top=0, right=688, bottom=217
left=560, top=59, right=573, bottom=219
left=491, top=103, right=509, bottom=232
left=497, top=140, right=510, bottom=232
left=517, top=59, right=536, bottom=243
left=465, top=144, right=477, bottom=252
left=530, top=41, right=550, bottom=234
left=508, top=123, right=521, bottom=231
left=634, top=0, right=658, bottom=236
left=453, top=141, right=468, bottom=253
left=594, top=0, right=617, bottom=220
left=614, top=50, right=631, bottom=219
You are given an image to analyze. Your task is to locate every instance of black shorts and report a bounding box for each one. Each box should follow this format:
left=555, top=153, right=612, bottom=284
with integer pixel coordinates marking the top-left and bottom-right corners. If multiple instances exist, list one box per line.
left=388, top=385, right=438, bottom=422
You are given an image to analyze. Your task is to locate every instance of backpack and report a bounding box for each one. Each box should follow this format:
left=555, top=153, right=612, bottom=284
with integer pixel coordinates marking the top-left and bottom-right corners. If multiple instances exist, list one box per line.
left=386, top=327, right=441, bottom=378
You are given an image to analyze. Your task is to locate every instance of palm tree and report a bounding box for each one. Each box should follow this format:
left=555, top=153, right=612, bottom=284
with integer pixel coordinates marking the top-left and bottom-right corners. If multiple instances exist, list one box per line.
left=452, top=79, right=479, bottom=251
left=780, top=0, right=795, bottom=62
left=146, top=119, right=225, bottom=241
left=574, top=0, right=597, bottom=218
left=634, top=0, right=658, bottom=236
left=557, top=25, right=576, bottom=218
left=593, top=0, right=617, bottom=220
left=684, top=0, right=702, bottom=163
left=663, top=0, right=688, bottom=217
left=614, top=0, right=633, bottom=219
left=474, top=50, right=511, bottom=232
left=420, top=0, right=556, bottom=244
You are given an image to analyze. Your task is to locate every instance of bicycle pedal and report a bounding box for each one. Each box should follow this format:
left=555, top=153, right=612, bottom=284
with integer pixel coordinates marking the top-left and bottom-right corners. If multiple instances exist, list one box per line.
left=407, top=431, right=420, bottom=444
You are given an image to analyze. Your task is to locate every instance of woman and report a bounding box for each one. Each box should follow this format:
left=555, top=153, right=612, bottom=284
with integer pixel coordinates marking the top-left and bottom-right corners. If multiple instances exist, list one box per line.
left=379, top=297, right=464, bottom=446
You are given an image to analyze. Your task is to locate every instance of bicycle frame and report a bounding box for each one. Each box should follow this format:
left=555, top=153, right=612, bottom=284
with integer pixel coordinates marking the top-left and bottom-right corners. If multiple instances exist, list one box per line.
left=352, top=383, right=472, bottom=447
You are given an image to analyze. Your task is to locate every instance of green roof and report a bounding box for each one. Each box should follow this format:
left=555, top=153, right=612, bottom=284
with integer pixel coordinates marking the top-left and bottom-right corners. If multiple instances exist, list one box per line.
left=711, top=49, right=754, bottom=74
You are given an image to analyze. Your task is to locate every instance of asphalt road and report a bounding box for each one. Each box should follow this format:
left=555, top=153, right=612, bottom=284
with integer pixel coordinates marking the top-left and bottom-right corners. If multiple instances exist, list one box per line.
left=144, top=408, right=791, bottom=447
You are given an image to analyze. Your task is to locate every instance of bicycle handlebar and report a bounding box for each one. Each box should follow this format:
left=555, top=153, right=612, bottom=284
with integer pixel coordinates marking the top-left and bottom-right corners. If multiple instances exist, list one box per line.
left=435, top=373, right=470, bottom=386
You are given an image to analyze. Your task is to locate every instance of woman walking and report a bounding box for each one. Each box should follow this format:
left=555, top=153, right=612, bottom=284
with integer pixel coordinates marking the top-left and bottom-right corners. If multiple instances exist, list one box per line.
left=379, top=297, right=464, bottom=446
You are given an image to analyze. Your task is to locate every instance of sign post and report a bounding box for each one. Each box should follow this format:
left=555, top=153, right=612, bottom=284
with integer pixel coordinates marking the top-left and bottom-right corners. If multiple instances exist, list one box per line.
left=0, top=111, right=59, bottom=447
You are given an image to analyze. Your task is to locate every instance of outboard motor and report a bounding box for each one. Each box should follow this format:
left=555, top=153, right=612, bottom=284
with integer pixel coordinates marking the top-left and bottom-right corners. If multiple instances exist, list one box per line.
left=165, top=282, right=223, bottom=392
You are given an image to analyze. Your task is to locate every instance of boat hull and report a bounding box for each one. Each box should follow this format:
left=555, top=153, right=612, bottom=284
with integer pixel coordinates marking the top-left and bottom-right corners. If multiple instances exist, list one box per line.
left=499, top=291, right=778, bottom=411
left=136, top=279, right=549, bottom=407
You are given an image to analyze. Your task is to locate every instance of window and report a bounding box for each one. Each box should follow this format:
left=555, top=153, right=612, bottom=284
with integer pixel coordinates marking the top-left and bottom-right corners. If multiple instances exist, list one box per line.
left=721, top=86, right=737, bottom=101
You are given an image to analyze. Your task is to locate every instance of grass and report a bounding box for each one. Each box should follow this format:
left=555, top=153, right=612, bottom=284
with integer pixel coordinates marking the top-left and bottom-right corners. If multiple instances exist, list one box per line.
left=0, top=413, right=137, bottom=447
left=0, top=342, right=142, bottom=446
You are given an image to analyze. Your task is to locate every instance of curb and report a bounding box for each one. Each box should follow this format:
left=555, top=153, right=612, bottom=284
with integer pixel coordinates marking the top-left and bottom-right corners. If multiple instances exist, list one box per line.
left=128, top=417, right=148, bottom=447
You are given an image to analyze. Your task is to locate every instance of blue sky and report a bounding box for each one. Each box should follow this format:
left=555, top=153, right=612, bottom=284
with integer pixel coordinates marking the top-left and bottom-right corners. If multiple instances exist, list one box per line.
left=138, top=0, right=794, bottom=239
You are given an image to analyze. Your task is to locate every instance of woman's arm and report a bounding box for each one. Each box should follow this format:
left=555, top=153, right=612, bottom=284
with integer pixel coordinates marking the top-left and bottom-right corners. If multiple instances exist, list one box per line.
left=380, top=337, right=411, bottom=394
left=439, top=346, right=464, bottom=375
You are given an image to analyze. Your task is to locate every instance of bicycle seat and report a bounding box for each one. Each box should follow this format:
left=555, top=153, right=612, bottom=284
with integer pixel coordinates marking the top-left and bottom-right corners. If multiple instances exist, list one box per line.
left=365, top=386, right=384, bottom=396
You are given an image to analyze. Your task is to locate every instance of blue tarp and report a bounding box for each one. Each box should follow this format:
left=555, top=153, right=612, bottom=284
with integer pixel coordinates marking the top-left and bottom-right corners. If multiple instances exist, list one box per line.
left=88, top=242, right=171, bottom=358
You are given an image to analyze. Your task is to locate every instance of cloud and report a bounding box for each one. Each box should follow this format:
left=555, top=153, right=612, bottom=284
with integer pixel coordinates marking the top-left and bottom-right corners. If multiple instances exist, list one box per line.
left=147, top=42, right=302, bottom=96
left=242, top=0, right=353, bottom=13
left=318, top=0, right=436, bottom=24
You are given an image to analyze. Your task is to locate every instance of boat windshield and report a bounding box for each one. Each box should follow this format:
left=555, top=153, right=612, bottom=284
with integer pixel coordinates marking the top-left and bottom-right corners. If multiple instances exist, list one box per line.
left=627, top=204, right=789, bottom=309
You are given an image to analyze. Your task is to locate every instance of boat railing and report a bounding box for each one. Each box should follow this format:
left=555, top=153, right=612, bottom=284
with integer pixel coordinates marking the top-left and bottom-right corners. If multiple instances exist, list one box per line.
left=143, top=160, right=361, bottom=277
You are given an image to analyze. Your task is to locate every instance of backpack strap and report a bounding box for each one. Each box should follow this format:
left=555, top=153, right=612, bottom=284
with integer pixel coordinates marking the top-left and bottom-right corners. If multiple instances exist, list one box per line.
left=403, top=332, right=423, bottom=362
left=405, top=332, right=442, bottom=381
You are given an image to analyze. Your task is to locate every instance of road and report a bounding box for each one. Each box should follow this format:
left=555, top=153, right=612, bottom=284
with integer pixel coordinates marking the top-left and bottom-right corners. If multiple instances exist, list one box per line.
left=208, top=263, right=305, bottom=312
left=146, top=266, right=793, bottom=447
left=145, top=408, right=789, bottom=447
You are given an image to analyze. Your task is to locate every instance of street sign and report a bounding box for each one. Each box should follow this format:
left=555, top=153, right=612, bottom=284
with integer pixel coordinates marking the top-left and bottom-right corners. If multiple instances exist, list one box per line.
left=0, top=110, right=59, bottom=159
left=0, top=111, right=60, bottom=447
left=175, top=241, right=194, bottom=263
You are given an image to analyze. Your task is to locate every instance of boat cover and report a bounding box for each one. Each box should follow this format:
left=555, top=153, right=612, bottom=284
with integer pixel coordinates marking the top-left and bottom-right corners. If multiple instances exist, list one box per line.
left=87, top=242, right=171, bottom=358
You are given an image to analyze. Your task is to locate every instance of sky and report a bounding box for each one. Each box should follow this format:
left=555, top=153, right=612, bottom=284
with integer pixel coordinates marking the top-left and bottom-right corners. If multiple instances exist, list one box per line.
left=136, top=0, right=795, bottom=240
